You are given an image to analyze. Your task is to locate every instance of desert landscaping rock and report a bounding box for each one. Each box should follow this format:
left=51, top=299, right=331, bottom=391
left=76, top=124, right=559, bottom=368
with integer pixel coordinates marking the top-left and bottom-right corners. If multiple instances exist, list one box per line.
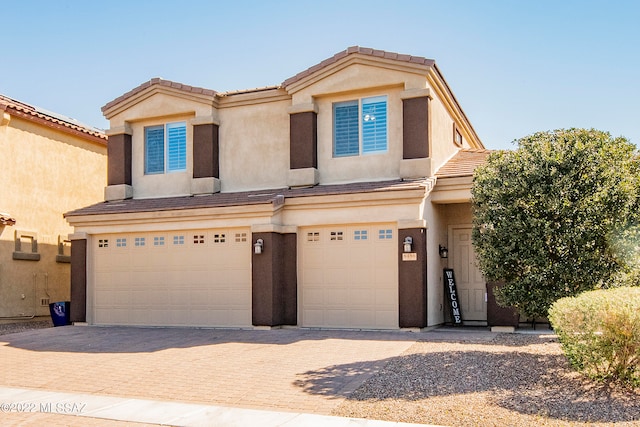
left=333, top=333, right=640, bottom=426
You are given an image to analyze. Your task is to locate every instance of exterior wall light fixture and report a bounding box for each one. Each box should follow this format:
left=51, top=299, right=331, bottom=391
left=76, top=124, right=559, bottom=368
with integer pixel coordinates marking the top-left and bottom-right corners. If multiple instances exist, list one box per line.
left=439, top=245, right=448, bottom=259
left=254, top=238, right=264, bottom=254
left=403, top=236, right=413, bottom=253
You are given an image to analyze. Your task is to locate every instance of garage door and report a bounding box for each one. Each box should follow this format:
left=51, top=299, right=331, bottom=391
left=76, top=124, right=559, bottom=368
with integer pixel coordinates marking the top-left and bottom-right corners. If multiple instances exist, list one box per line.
left=92, top=229, right=251, bottom=327
left=299, top=224, right=398, bottom=329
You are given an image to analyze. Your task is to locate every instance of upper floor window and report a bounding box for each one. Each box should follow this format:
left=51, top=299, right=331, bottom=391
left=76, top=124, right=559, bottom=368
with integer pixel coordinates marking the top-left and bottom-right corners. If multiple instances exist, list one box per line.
left=453, top=124, right=463, bottom=147
left=333, top=96, right=387, bottom=157
left=144, top=121, right=187, bottom=174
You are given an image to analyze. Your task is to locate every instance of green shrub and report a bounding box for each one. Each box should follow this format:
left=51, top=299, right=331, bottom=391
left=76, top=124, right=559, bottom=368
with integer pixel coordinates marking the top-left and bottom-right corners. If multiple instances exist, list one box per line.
left=549, top=287, right=640, bottom=387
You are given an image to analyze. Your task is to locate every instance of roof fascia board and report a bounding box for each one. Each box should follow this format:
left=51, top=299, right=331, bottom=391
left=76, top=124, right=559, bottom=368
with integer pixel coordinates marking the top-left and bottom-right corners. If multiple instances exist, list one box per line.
left=284, top=187, right=428, bottom=209
left=431, top=175, right=474, bottom=204
left=65, top=202, right=279, bottom=229
left=284, top=54, right=433, bottom=95
left=103, top=85, right=218, bottom=120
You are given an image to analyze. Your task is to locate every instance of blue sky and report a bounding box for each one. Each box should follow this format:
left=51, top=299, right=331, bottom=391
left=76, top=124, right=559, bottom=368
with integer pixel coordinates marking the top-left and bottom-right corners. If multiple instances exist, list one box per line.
left=2, top=0, right=638, bottom=149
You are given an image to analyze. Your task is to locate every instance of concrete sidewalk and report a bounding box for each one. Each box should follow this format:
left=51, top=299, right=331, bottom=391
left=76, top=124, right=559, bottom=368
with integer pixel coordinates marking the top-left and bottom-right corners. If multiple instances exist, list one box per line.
left=0, top=386, right=442, bottom=426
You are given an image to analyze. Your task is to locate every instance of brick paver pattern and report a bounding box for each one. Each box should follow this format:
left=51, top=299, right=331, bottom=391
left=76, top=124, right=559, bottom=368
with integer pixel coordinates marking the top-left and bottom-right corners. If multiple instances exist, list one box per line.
left=0, top=327, right=417, bottom=416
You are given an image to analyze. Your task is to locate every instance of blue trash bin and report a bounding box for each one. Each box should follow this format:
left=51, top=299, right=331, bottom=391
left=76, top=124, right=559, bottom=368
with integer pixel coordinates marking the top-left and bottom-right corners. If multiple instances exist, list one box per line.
left=49, top=301, right=70, bottom=326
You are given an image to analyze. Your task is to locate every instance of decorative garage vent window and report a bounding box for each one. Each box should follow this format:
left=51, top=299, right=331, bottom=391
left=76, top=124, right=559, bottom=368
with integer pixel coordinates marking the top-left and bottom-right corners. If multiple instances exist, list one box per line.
left=116, top=238, right=127, bottom=247
left=213, top=233, right=226, bottom=243
left=235, top=233, right=247, bottom=242
left=98, top=239, right=109, bottom=248
left=333, top=96, right=387, bottom=157
left=194, top=235, right=205, bottom=244
left=306, top=232, right=320, bottom=242
left=378, top=229, right=393, bottom=240
left=144, top=121, right=187, bottom=174
left=173, top=235, right=184, bottom=245
left=135, top=237, right=145, bottom=247
left=154, top=236, right=165, bottom=246
left=354, top=230, right=368, bottom=240
left=330, top=231, right=344, bottom=241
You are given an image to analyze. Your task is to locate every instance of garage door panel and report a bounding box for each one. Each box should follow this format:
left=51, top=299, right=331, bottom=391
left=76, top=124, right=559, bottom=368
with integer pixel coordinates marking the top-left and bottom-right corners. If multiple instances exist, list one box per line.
left=349, top=288, right=375, bottom=306
left=324, top=310, right=348, bottom=327
left=93, top=229, right=251, bottom=327
left=348, top=268, right=375, bottom=284
left=303, top=287, right=324, bottom=306
left=324, top=248, right=349, bottom=266
left=349, top=310, right=375, bottom=327
left=324, top=268, right=350, bottom=286
left=325, top=288, right=348, bottom=305
left=303, top=268, right=324, bottom=285
left=375, top=310, right=397, bottom=327
left=300, top=224, right=399, bottom=329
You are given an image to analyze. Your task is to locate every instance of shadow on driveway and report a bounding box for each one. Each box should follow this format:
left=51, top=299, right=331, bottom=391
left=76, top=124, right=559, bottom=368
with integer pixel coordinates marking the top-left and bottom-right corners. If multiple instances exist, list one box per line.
left=0, top=325, right=418, bottom=353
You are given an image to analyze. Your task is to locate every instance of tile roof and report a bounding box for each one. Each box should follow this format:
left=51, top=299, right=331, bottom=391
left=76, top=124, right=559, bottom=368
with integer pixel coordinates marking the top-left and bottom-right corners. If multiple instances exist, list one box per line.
left=102, top=47, right=437, bottom=113
left=101, top=78, right=217, bottom=113
left=0, top=213, right=16, bottom=226
left=65, top=178, right=432, bottom=217
left=282, top=46, right=436, bottom=88
left=0, top=94, right=106, bottom=143
left=435, top=149, right=494, bottom=178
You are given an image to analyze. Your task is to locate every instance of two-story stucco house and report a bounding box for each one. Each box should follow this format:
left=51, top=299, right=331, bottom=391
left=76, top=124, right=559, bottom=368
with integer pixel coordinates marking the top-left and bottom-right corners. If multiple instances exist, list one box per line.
left=0, top=94, right=107, bottom=318
left=65, top=47, right=490, bottom=329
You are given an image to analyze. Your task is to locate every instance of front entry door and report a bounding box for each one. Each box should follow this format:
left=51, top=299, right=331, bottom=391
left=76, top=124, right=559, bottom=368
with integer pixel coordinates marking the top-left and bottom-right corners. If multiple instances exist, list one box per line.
left=451, top=227, right=487, bottom=322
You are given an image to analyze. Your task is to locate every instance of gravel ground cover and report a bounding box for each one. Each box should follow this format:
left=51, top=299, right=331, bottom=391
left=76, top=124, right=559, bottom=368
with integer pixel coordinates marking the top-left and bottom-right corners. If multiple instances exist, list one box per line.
left=333, top=332, right=640, bottom=427
left=0, top=318, right=52, bottom=336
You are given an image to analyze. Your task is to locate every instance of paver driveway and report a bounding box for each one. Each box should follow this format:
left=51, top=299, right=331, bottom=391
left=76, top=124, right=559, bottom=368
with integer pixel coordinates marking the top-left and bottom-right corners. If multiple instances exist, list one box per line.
left=0, top=326, right=417, bottom=415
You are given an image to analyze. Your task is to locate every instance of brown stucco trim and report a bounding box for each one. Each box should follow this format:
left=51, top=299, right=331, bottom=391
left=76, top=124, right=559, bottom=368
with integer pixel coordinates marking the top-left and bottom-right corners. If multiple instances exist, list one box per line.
left=70, top=238, right=87, bottom=323
left=251, top=232, right=297, bottom=326
left=402, top=97, right=430, bottom=159
left=289, top=111, right=317, bottom=169
left=193, top=123, right=219, bottom=178
left=107, top=133, right=132, bottom=186
left=398, top=228, right=427, bottom=328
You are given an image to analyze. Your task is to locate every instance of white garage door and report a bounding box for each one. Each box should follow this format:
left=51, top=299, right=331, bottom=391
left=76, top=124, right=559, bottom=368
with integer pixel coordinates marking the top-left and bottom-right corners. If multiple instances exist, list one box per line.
left=300, top=224, right=398, bottom=329
left=92, top=229, right=251, bottom=327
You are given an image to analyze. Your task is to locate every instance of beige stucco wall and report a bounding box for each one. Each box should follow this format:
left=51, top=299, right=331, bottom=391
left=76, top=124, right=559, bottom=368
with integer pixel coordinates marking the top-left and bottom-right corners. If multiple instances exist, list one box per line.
left=218, top=99, right=290, bottom=192
left=315, top=87, right=404, bottom=184
left=429, top=91, right=468, bottom=172
left=0, top=116, right=106, bottom=317
left=130, top=113, right=195, bottom=199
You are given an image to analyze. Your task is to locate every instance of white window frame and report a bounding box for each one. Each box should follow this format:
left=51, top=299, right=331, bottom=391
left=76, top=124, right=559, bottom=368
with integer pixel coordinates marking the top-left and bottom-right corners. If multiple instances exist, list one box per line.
left=333, top=95, right=388, bottom=157
left=144, top=121, right=187, bottom=174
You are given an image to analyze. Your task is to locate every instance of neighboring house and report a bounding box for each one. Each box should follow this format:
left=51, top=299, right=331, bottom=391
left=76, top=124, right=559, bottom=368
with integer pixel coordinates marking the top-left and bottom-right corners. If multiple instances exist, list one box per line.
left=65, top=46, right=491, bottom=329
left=0, top=95, right=107, bottom=318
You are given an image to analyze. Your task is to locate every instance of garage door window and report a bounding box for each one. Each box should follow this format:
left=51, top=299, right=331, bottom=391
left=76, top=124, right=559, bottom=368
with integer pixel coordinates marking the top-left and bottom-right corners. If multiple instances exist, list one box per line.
left=154, top=236, right=165, bottom=246
left=378, top=229, right=393, bottom=240
left=116, top=238, right=127, bottom=247
left=173, top=235, right=184, bottom=245
left=135, top=237, right=145, bottom=247
left=354, top=230, right=368, bottom=240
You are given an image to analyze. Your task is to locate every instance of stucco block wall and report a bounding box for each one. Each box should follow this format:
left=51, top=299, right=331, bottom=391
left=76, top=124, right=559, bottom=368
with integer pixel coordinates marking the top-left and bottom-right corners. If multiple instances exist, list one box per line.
left=0, top=116, right=106, bottom=316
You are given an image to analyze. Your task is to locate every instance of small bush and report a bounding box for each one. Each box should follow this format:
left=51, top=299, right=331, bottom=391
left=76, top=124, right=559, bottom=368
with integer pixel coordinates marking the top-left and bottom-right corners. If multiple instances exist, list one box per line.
left=549, top=287, right=640, bottom=387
